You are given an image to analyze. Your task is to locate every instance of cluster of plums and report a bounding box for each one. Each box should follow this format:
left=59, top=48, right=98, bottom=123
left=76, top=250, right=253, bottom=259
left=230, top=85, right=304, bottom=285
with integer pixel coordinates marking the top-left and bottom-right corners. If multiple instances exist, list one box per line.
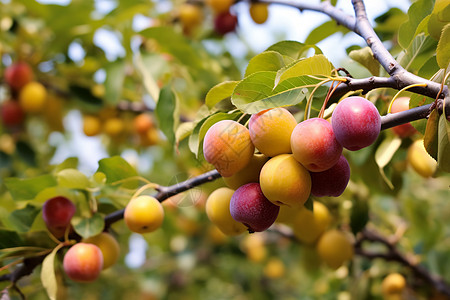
left=203, top=96, right=381, bottom=267
left=41, top=196, right=120, bottom=282
left=178, top=0, right=269, bottom=36
left=1, top=62, right=48, bottom=128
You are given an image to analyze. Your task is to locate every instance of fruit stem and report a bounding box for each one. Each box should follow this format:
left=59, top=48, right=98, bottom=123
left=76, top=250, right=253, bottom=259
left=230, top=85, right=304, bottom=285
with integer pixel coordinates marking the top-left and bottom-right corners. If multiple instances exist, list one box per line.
left=387, top=83, right=427, bottom=114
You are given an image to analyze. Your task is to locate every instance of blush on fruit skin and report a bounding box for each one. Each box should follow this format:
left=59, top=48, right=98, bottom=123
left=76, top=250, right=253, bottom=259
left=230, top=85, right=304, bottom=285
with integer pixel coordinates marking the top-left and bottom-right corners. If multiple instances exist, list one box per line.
left=230, top=183, right=279, bottom=233
left=332, top=96, right=381, bottom=151
left=203, top=120, right=254, bottom=177
left=5, top=62, right=33, bottom=91
left=63, top=243, right=104, bottom=282
left=290, top=118, right=343, bottom=172
left=310, top=155, right=350, bottom=197
left=390, top=97, right=417, bottom=138
left=42, top=196, right=76, bottom=230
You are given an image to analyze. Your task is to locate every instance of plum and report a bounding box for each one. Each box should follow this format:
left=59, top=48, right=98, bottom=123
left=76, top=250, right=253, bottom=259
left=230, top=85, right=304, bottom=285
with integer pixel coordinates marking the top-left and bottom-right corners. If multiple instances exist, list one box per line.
left=230, top=183, right=279, bottom=232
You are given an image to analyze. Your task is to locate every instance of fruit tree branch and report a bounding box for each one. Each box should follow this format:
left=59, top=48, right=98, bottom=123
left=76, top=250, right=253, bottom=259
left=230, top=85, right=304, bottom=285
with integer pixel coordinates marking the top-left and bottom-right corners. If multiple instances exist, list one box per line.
left=103, top=170, right=222, bottom=228
left=355, top=228, right=450, bottom=297
left=260, top=0, right=449, bottom=104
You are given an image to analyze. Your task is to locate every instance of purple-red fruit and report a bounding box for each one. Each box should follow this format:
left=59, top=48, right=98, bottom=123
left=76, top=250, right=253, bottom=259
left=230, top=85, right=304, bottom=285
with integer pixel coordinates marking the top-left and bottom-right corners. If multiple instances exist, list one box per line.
left=332, top=96, right=381, bottom=151
left=310, top=155, right=350, bottom=197
left=230, top=183, right=279, bottom=233
left=42, top=196, right=76, bottom=237
left=1, top=100, right=25, bottom=127
left=291, top=118, right=343, bottom=172
left=214, top=11, right=238, bottom=35
left=5, top=62, right=33, bottom=91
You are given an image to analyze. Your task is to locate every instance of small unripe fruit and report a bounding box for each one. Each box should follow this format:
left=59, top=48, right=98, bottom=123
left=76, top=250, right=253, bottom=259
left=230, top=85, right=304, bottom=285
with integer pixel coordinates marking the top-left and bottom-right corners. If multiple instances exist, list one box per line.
left=310, top=155, right=350, bottom=197
left=390, top=97, right=417, bottom=138
left=63, top=243, right=103, bottom=282
left=291, top=202, right=331, bottom=245
left=249, top=107, right=297, bottom=157
left=407, top=139, right=437, bottom=178
left=5, top=62, right=33, bottom=91
left=230, top=183, right=279, bottom=232
left=263, top=257, right=285, bottom=279
left=214, top=11, right=238, bottom=35
left=249, top=3, right=269, bottom=24
left=316, top=229, right=354, bottom=269
left=205, top=187, right=247, bottom=236
left=207, top=0, right=234, bottom=14
left=133, top=113, right=154, bottom=134
left=259, top=154, right=311, bottom=208
left=19, top=81, right=47, bottom=113
left=103, top=117, right=124, bottom=136
left=381, top=273, right=406, bottom=296
left=42, top=196, right=76, bottom=238
left=291, top=118, right=343, bottom=172
left=1, top=100, right=25, bottom=127
left=332, top=96, right=381, bottom=151
left=179, top=3, right=203, bottom=29
left=83, top=115, right=102, bottom=137
left=203, top=120, right=254, bottom=177
left=124, top=195, right=164, bottom=234
left=222, top=153, right=268, bottom=190
left=83, top=232, right=120, bottom=269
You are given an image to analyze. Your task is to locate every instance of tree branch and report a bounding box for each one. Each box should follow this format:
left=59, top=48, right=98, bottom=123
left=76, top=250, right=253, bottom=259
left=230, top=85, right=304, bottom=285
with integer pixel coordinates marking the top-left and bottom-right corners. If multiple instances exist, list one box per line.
left=261, top=0, right=449, bottom=103
left=355, top=228, right=450, bottom=297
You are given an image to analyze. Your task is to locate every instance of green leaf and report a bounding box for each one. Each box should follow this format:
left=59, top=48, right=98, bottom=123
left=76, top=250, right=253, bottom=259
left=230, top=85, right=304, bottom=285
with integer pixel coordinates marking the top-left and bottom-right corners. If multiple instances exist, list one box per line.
left=350, top=198, right=369, bottom=236
left=56, top=168, right=90, bottom=190
left=104, top=60, right=126, bottom=105
left=410, top=94, right=435, bottom=135
left=266, top=40, right=322, bottom=60
left=305, top=20, right=350, bottom=45
left=375, top=135, right=402, bottom=189
left=418, top=55, right=440, bottom=79
left=437, top=24, right=450, bottom=68
left=205, top=81, right=239, bottom=109
left=304, top=196, right=314, bottom=212
left=398, top=34, right=438, bottom=71
left=277, top=54, right=333, bottom=83
left=231, top=72, right=322, bottom=114
left=69, top=85, right=103, bottom=106
left=41, top=243, right=65, bottom=300
left=9, top=204, right=40, bottom=233
left=156, top=85, right=178, bottom=145
left=139, top=27, right=203, bottom=69
left=437, top=113, right=450, bottom=172
left=53, top=157, right=79, bottom=173
left=135, top=52, right=161, bottom=102
left=398, top=0, right=434, bottom=48
left=175, top=121, right=196, bottom=145
left=428, top=0, right=450, bottom=39
left=0, top=230, right=24, bottom=249
left=72, top=213, right=105, bottom=239
left=231, top=71, right=277, bottom=113
left=15, top=140, right=37, bottom=167
left=4, top=175, right=57, bottom=201
left=244, top=51, right=288, bottom=77
left=424, top=108, right=440, bottom=160
left=349, top=47, right=380, bottom=76
left=97, top=156, right=138, bottom=189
